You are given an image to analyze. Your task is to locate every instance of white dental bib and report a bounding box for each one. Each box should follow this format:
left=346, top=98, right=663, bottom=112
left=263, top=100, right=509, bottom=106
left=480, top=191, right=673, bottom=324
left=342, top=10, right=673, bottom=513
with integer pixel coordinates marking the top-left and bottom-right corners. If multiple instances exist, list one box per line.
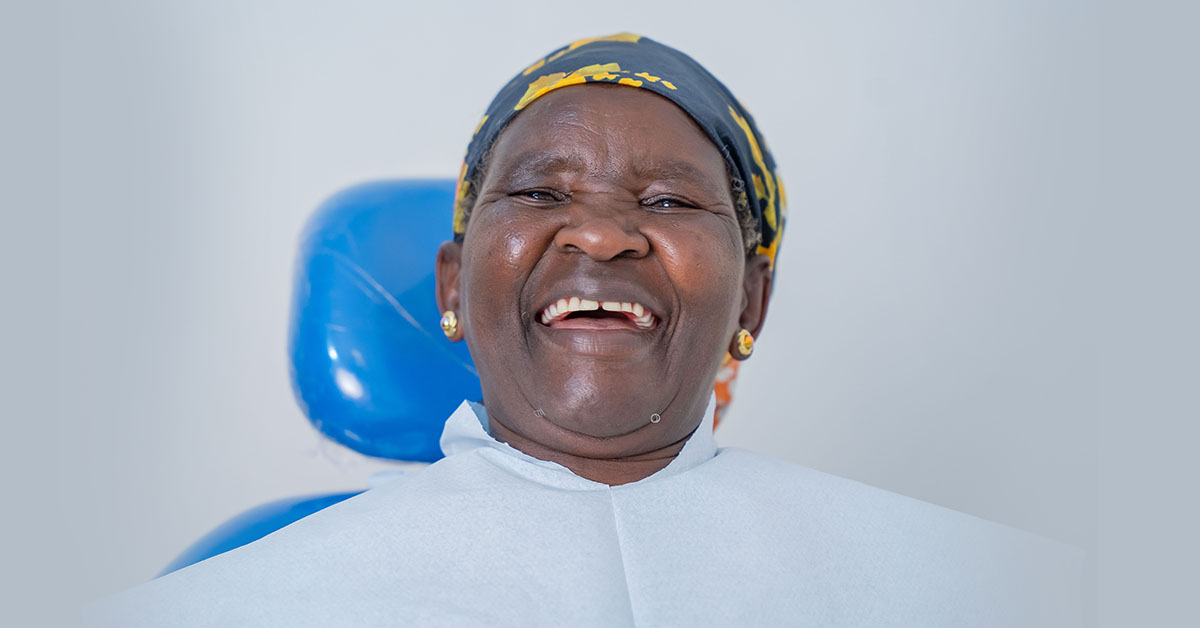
left=88, top=395, right=1083, bottom=627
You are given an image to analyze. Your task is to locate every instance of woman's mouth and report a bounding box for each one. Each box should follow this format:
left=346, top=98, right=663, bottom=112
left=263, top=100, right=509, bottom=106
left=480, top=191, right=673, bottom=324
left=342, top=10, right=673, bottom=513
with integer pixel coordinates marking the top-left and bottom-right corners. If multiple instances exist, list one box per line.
left=538, top=297, right=658, bottom=330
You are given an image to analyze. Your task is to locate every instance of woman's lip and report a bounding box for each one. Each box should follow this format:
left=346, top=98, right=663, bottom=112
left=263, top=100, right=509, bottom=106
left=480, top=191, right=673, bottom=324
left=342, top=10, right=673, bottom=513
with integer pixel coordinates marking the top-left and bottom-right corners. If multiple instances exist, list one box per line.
left=547, top=316, right=647, bottom=331
left=532, top=323, right=658, bottom=357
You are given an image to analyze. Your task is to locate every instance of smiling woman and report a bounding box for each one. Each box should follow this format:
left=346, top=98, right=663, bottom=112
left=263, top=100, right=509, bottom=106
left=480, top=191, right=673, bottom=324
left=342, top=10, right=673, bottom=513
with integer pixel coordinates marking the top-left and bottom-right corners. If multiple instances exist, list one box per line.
left=437, top=84, right=770, bottom=485
left=88, top=34, right=1083, bottom=628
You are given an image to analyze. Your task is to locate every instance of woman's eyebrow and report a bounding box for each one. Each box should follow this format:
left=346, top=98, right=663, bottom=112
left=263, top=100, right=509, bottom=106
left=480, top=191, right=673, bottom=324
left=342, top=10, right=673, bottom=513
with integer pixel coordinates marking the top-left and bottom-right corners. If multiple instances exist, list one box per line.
left=633, top=160, right=723, bottom=191
left=498, top=152, right=588, bottom=181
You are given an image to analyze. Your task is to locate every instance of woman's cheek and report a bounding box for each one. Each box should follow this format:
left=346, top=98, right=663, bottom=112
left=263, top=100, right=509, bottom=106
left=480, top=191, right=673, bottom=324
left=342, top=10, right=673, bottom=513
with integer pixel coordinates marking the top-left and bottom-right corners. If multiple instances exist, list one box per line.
left=500, top=229, right=535, bottom=270
left=480, top=205, right=557, bottom=271
left=654, top=224, right=743, bottom=305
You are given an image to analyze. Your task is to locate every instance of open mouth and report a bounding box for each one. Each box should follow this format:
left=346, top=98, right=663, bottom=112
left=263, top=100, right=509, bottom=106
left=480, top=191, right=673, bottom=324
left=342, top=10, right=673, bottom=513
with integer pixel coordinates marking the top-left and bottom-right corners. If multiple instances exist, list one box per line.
left=538, top=297, right=658, bottom=331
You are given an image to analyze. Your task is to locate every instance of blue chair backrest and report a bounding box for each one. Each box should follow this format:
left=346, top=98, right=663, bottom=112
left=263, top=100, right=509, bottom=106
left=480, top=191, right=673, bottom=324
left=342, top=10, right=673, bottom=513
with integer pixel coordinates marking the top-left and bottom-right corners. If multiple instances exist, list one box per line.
left=289, top=179, right=481, bottom=461
left=162, top=179, right=478, bottom=575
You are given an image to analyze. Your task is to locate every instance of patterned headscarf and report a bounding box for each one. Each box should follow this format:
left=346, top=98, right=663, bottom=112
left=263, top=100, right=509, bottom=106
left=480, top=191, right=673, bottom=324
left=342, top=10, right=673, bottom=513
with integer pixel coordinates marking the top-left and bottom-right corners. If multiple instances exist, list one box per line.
left=451, top=33, right=786, bottom=427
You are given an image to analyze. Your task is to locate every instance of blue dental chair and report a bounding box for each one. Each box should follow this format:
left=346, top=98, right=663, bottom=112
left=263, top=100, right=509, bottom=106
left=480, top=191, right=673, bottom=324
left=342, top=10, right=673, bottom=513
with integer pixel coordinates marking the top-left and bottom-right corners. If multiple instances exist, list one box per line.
left=161, top=179, right=482, bottom=576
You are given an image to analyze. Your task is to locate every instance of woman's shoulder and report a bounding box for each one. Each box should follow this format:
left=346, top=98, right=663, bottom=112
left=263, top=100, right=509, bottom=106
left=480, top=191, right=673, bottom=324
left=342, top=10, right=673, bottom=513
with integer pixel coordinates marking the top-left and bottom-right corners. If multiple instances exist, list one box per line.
left=695, top=446, right=1082, bottom=558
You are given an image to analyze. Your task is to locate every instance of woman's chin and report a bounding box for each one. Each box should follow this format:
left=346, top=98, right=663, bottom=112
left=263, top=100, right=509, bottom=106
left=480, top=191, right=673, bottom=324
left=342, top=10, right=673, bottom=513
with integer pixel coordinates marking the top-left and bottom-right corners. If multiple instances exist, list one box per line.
left=533, top=368, right=673, bottom=433
left=541, top=407, right=658, bottom=441
left=528, top=385, right=708, bottom=457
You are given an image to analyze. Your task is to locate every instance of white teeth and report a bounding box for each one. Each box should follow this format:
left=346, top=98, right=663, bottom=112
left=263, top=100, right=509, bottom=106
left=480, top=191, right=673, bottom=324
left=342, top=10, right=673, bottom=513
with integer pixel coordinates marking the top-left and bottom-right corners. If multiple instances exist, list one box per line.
left=539, top=297, right=658, bottom=328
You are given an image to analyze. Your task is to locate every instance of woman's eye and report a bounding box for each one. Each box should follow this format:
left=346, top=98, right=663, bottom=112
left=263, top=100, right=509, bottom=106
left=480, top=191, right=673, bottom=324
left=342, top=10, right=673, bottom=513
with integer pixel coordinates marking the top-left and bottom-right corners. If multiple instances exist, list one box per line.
left=513, top=189, right=564, bottom=202
left=644, top=196, right=698, bottom=210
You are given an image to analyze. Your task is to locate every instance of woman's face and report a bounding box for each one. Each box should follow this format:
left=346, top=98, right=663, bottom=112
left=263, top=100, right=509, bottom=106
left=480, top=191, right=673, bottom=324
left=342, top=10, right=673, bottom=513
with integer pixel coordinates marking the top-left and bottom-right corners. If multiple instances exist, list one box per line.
left=438, top=84, right=770, bottom=460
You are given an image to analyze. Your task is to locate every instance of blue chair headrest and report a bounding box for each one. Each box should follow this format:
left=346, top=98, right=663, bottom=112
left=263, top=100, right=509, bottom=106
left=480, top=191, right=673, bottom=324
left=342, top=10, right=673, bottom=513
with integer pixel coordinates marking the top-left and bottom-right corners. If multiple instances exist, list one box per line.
left=289, top=179, right=481, bottom=462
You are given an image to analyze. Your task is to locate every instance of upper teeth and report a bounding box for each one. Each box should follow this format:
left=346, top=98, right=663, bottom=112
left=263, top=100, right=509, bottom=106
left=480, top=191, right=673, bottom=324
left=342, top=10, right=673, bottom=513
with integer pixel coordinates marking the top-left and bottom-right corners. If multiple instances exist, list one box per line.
left=539, top=297, right=656, bottom=329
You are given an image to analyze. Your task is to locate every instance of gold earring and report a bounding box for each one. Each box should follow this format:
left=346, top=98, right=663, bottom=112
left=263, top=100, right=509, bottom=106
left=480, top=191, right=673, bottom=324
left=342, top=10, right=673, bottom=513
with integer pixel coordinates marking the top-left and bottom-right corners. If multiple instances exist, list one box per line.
left=440, top=310, right=459, bottom=339
left=734, top=329, right=754, bottom=358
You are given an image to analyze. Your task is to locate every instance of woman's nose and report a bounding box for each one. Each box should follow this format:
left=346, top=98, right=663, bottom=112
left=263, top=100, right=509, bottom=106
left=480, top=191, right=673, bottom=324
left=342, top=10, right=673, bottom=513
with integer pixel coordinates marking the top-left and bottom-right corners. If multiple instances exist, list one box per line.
left=553, top=201, right=650, bottom=261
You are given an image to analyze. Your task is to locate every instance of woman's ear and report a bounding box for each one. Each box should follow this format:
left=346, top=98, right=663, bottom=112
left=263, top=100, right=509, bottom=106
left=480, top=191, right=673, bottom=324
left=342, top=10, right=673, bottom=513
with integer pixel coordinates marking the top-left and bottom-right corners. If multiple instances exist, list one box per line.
left=729, top=254, right=773, bottom=360
left=740, top=254, right=773, bottom=336
left=436, top=241, right=464, bottom=342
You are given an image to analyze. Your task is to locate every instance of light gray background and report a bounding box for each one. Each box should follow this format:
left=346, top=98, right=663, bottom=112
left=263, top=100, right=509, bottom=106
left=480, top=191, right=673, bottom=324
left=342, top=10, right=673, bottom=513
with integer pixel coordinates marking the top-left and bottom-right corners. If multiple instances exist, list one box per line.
left=16, top=0, right=1199, bottom=626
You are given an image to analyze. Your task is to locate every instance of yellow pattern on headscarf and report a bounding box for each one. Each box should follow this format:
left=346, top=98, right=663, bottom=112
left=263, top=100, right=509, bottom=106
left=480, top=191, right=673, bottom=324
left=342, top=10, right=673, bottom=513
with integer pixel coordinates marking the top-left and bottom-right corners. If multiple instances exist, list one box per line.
left=515, top=63, right=625, bottom=110
left=728, top=106, right=777, bottom=231
left=566, top=32, right=642, bottom=50
left=728, top=106, right=783, bottom=267
left=549, top=33, right=642, bottom=63
left=452, top=160, right=470, bottom=234
left=521, top=59, right=545, bottom=76
left=451, top=115, right=492, bottom=233
left=521, top=33, right=642, bottom=75
left=777, top=175, right=788, bottom=212
left=756, top=214, right=782, bottom=267
left=515, top=60, right=683, bottom=112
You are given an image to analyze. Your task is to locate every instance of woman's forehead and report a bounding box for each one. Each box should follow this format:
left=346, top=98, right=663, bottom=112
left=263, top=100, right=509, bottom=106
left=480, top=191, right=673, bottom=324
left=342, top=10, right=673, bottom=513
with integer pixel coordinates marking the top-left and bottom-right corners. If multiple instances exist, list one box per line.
left=486, top=85, right=727, bottom=181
